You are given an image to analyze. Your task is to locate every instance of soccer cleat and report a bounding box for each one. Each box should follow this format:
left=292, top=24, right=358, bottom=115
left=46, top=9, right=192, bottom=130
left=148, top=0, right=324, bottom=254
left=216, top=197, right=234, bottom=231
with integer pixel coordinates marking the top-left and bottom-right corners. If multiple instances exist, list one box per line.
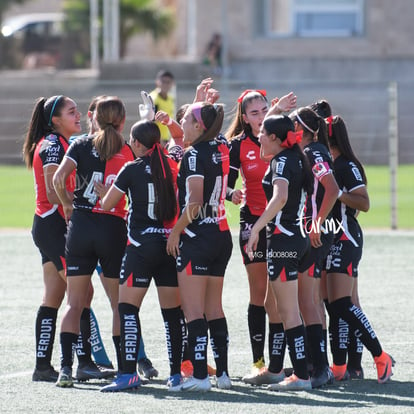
left=331, top=364, right=350, bottom=381
left=56, top=366, right=73, bottom=388
left=138, top=357, right=159, bottom=379
left=100, top=372, right=141, bottom=392
left=181, top=360, right=194, bottom=378
left=32, top=365, right=59, bottom=382
left=96, top=362, right=115, bottom=370
left=311, top=367, right=333, bottom=389
left=326, top=366, right=335, bottom=385
left=215, top=372, right=232, bottom=390
left=242, top=357, right=265, bottom=382
left=207, top=363, right=216, bottom=376
left=374, top=352, right=395, bottom=384
left=76, top=361, right=116, bottom=382
left=181, top=376, right=212, bottom=392
left=167, top=373, right=183, bottom=392
left=267, top=374, right=312, bottom=391
left=242, top=367, right=285, bottom=385
left=347, top=366, right=364, bottom=380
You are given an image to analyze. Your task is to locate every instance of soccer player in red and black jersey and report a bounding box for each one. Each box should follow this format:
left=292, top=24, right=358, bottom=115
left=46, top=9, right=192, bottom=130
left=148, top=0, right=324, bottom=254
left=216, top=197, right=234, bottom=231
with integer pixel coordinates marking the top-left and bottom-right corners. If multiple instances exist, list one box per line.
left=166, top=102, right=233, bottom=392
left=23, top=95, right=80, bottom=383
left=99, top=120, right=185, bottom=392
left=246, top=114, right=314, bottom=391
left=325, top=115, right=394, bottom=384
left=291, top=107, right=339, bottom=388
left=225, top=90, right=297, bottom=385
left=53, top=96, right=135, bottom=387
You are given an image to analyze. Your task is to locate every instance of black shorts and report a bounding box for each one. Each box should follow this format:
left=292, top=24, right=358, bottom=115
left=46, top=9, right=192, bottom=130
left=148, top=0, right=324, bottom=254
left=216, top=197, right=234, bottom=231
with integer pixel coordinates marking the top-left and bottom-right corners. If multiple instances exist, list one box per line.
left=239, top=207, right=266, bottom=265
left=65, top=210, right=127, bottom=278
left=31, top=210, right=67, bottom=272
left=120, top=242, right=178, bottom=288
left=325, top=231, right=363, bottom=277
left=298, top=230, right=334, bottom=278
left=267, top=231, right=310, bottom=282
left=177, top=229, right=233, bottom=276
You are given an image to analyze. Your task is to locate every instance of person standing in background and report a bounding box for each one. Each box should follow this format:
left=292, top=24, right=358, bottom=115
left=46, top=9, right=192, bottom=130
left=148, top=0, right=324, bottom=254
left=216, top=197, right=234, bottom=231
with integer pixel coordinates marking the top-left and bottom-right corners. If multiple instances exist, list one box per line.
left=150, top=70, right=176, bottom=146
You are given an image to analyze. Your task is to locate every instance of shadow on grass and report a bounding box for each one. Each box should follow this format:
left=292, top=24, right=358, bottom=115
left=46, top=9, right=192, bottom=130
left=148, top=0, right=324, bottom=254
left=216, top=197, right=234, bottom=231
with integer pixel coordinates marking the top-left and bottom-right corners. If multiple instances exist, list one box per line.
left=74, top=377, right=414, bottom=410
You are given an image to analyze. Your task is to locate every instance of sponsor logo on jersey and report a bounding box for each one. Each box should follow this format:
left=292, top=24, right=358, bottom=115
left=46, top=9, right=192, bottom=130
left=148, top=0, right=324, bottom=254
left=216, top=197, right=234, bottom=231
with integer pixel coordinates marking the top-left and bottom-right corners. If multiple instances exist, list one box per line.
left=351, top=165, right=363, bottom=182
left=140, top=227, right=170, bottom=235
left=246, top=163, right=258, bottom=171
left=212, top=152, right=229, bottom=164
left=276, top=161, right=285, bottom=175
left=246, top=150, right=256, bottom=160
left=188, top=156, right=197, bottom=171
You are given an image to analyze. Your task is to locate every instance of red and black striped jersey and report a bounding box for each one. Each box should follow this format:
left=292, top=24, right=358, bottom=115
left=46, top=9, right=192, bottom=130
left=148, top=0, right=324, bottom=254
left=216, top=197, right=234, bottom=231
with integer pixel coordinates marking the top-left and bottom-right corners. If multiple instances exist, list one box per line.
left=65, top=136, right=134, bottom=219
left=228, top=133, right=267, bottom=215
left=177, top=139, right=230, bottom=235
left=33, top=133, right=74, bottom=218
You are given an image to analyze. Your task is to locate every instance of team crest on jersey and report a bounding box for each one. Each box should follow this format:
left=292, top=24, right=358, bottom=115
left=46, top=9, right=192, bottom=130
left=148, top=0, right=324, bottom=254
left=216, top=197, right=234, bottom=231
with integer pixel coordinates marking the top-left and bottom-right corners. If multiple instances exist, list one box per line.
left=188, top=156, right=197, bottom=171
left=91, top=147, right=99, bottom=158
left=312, top=162, right=329, bottom=178
left=46, top=134, right=58, bottom=142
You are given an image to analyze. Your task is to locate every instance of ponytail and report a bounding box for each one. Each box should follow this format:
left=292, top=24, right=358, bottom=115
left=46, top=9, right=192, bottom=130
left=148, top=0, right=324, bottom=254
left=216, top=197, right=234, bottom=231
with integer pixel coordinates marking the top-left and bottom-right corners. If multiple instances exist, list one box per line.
left=328, top=115, right=367, bottom=184
left=93, top=96, right=125, bottom=161
left=23, top=95, right=68, bottom=168
left=263, top=115, right=313, bottom=196
left=130, top=120, right=177, bottom=222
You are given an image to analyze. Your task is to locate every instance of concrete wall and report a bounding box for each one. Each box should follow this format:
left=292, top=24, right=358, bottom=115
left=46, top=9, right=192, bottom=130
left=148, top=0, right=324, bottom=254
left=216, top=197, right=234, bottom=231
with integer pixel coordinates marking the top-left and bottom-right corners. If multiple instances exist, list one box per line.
left=0, top=59, right=412, bottom=165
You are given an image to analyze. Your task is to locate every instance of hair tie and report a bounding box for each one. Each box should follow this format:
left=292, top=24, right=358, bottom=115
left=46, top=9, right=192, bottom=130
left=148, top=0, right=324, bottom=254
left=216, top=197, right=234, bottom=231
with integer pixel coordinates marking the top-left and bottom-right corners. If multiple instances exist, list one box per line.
left=47, top=95, right=63, bottom=127
left=237, top=89, right=267, bottom=103
left=191, top=102, right=207, bottom=131
left=295, top=112, right=316, bottom=134
left=281, top=130, right=302, bottom=148
left=155, top=143, right=167, bottom=179
left=325, top=116, right=334, bottom=137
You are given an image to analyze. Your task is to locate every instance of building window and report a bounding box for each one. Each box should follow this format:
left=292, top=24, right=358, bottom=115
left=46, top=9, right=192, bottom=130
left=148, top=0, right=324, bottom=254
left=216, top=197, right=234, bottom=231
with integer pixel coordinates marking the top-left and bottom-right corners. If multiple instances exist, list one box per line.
left=265, top=0, right=365, bottom=37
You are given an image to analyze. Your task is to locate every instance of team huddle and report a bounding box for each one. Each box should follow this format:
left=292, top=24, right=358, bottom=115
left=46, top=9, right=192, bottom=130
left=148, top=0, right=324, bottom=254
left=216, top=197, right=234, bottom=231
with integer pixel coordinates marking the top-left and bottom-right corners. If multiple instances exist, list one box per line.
left=23, top=74, right=394, bottom=393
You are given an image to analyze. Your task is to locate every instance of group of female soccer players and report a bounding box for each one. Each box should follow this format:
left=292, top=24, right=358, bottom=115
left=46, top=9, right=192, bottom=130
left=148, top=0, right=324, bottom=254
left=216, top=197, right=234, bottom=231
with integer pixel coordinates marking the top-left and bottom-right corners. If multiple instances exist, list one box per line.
left=24, top=78, right=394, bottom=394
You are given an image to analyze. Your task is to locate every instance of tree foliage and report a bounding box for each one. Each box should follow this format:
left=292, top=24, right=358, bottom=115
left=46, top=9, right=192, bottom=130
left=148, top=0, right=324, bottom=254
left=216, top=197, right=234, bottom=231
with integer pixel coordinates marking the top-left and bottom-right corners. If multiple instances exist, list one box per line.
left=63, top=0, right=175, bottom=63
